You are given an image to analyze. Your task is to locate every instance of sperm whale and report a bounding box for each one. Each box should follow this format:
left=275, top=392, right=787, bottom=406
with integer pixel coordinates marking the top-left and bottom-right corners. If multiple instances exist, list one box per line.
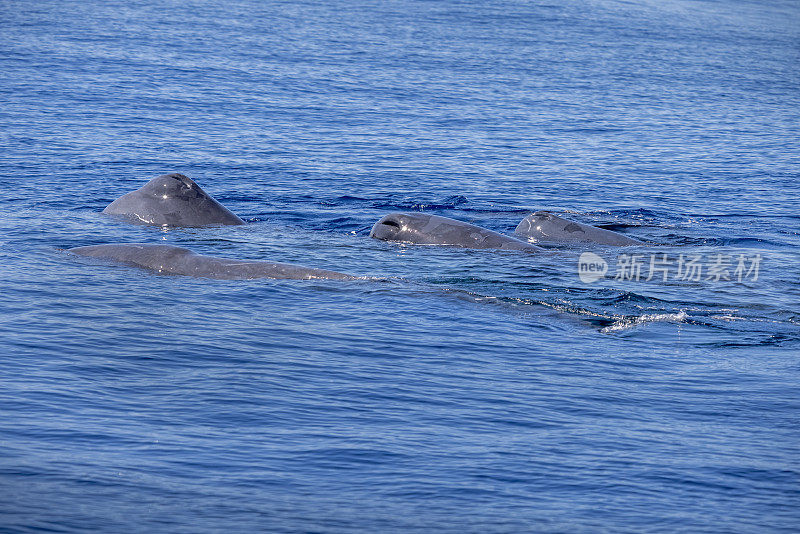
left=370, top=213, right=543, bottom=252
left=69, top=244, right=357, bottom=280
left=103, top=173, right=244, bottom=227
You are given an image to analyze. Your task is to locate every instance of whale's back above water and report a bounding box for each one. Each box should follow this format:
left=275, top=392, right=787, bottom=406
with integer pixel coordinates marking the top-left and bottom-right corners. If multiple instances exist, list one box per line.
left=69, top=243, right=357, bottom=280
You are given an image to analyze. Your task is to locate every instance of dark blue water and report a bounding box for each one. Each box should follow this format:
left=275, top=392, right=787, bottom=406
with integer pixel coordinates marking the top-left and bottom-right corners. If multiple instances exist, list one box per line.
left=1, top=0, right=799, bottom=532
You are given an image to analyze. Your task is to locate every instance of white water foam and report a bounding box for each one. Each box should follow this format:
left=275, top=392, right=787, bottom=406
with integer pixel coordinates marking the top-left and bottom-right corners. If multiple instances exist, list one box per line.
left=601, top=310, right=689, bottom=333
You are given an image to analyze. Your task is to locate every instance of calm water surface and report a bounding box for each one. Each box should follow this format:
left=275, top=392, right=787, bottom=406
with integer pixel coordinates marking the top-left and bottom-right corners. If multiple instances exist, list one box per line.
left=1, top=0, right=799, bottom=532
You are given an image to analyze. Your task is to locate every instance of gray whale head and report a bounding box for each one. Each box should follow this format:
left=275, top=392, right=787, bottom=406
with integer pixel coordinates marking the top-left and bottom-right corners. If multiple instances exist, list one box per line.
left=370, top=212, right=543, bottom=252
left=102, top=173, right=245, bottom=227
left=515, top=211, right=642, bottom=246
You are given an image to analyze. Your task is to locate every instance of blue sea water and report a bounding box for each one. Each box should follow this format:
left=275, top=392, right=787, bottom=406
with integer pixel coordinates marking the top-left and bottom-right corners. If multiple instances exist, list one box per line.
left=1, top=0, right=799, bottom=531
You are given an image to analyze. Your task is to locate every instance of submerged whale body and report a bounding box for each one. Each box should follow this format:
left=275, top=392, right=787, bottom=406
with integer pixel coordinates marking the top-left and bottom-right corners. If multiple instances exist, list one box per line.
left=69, top=244, right=357, bottom=280
left=515, top=211, right=643, bottom=246
left=370, top=212, right=543, bottom=252
left=102, top=173, right=245, bottom=227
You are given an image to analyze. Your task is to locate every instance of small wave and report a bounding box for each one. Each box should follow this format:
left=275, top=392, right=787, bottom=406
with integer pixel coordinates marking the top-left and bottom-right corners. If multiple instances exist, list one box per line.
left=715, top=236, right=787, bottom=248
left=600, top=310, right=689, bottom=333
left=319, top=195, right=370, bottom=206
left=609, top=208, right=669, bottom=219
left=371, top=194, right=469, bottom=211
left=462, top=206, right=531, bottom=214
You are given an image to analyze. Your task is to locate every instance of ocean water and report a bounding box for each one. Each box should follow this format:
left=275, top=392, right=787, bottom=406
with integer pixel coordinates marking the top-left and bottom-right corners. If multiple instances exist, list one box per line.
left=1, top=0, right=799, bottom=532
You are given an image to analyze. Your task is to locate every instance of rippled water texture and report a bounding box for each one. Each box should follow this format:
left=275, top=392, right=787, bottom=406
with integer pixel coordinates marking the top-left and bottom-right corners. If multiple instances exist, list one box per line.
left=1, top=0, right=799, bottom=532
